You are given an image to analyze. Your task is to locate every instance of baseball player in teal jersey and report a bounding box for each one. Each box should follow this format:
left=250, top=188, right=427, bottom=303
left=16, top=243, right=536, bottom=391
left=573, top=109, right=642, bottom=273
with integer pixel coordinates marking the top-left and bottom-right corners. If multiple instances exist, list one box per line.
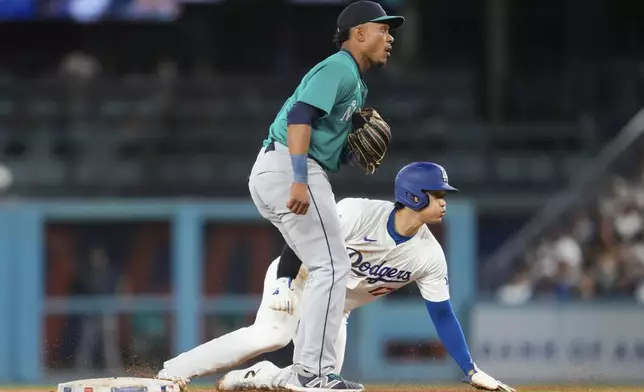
left=247, top=1, right=403, bottom=391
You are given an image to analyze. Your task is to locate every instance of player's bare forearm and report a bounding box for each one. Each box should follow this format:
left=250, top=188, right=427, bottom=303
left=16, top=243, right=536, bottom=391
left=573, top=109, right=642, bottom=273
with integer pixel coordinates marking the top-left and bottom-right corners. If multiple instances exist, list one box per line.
left=286, top=124, right=311, bottom=214
left=287, top=124, right=311, bottom=155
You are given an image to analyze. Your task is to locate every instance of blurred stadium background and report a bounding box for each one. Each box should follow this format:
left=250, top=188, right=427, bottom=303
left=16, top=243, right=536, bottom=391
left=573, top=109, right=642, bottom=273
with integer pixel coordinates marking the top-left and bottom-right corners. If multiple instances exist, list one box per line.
left=0, top=0, right=643, bottom=388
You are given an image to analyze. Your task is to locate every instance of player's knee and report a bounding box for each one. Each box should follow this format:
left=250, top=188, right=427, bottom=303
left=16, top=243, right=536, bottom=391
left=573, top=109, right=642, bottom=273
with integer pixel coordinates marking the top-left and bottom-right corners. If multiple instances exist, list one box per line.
left=263, top=323, right=293, bottom=349
left=309, top=261, right=349, bottom=284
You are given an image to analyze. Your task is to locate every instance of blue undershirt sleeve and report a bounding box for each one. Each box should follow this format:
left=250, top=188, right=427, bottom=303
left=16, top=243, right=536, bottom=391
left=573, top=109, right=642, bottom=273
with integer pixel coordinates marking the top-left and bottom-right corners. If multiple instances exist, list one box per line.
left=424, top=299, right=476, bottom=375
left=287, top=101, right=324, bottom=126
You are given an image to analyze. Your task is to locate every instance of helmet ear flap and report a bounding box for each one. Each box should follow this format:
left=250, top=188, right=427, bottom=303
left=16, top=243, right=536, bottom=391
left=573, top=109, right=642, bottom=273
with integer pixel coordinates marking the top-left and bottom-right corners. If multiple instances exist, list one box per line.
left=407, top=191, right=429, bottom=210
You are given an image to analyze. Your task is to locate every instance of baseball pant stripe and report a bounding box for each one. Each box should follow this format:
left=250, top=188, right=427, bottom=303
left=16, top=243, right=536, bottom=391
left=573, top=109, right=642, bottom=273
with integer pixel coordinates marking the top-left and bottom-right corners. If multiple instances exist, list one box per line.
left=308, top=184, right=335, bottom=377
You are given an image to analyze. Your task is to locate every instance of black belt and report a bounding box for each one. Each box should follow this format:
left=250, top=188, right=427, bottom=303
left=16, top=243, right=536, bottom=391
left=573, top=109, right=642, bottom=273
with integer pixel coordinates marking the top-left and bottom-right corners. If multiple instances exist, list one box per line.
left=264, top=141, right=329, bottom=171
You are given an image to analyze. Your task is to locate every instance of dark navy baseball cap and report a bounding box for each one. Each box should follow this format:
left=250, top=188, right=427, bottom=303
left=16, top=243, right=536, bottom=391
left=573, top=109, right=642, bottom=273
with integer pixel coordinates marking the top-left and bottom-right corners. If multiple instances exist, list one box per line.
left=337, top=1, right=405, bottom=32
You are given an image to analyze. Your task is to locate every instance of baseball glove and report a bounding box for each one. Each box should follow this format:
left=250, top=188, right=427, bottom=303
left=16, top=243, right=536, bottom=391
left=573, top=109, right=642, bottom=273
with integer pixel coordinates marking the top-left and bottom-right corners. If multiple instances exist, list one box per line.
left=347, top=108, right=392, bottom=174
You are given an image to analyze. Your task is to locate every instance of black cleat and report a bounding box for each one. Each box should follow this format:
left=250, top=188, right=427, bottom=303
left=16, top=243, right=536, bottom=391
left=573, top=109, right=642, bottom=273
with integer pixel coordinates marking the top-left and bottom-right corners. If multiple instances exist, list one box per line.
left=286, top=372, right=364, bottom=392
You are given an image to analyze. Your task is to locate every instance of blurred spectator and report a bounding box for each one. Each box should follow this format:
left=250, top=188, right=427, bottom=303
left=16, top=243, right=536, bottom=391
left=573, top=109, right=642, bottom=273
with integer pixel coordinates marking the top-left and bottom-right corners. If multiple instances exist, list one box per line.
left=531, top=237, right=558, bottom=286
left=600, top=176, right=631, bottom=217
left=74, top=245, right=122, bottom=371
left=127, top=0, right=178, bottom=17
left=577, top=268, right=597, bottom=299
left=45, top=0, right=178, bottom=22
left=593, top=248, right=621, bottom=297
left=497, top=265, right=533, bottom=305
left=512, top=163, right=644, bottom=301
left=552, top=261, right=576, bottom=299
left=613, top=203, right=642, bottom=243
left=627, top=232, right=644, bottom=273
left=66, top=0, right=111, bottom=22
left=552, top=231, right=583, bottom=273
left=59, top=51, right=101, bottom=79
left=570, top=211, right=594, bottom=245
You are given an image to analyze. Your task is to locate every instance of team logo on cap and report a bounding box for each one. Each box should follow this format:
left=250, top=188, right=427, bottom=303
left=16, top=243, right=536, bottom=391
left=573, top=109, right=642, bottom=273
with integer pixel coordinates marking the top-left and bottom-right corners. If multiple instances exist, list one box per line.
left=439, top=166, right=448, bottom=183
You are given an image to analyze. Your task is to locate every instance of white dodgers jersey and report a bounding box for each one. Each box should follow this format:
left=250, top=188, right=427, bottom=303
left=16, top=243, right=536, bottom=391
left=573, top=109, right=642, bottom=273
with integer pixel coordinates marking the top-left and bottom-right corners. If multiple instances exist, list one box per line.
left=336, top=198, right=450, bottom=312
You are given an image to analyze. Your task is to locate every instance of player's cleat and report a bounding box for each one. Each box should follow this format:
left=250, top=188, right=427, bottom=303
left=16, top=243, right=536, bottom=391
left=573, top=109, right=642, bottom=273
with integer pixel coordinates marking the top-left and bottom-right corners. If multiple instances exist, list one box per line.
left=216, top=360, right=282, bottom=390
left=156, top=369, right=191, bottom=392
left=284, top=370, right=364, bottom=392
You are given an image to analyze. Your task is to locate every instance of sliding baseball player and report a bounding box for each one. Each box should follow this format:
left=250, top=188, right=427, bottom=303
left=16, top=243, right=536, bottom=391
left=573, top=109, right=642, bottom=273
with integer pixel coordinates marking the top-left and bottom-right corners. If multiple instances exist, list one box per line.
left=157, top=162, right=515, bottom=392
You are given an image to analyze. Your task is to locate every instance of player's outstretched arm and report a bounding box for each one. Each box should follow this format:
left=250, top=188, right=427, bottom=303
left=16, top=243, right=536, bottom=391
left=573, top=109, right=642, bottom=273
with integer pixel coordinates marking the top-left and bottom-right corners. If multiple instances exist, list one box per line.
left=424, top=299, right=516, bottom=392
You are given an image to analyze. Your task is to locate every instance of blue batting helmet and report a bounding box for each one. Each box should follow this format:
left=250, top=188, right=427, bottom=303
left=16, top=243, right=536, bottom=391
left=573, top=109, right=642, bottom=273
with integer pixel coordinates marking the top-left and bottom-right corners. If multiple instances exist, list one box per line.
left=394, top=162, right=458, bottom=210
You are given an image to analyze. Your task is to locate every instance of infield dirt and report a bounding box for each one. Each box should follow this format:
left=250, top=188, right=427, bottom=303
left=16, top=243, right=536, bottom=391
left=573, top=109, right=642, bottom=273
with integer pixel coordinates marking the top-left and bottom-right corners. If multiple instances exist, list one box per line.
left=6, top=385, right=644, bottom=392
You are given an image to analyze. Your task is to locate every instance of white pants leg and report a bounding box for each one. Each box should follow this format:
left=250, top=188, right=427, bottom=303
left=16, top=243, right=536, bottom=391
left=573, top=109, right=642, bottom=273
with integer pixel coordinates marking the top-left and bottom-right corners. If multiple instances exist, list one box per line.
left=161, top=258, right=299, bottom=378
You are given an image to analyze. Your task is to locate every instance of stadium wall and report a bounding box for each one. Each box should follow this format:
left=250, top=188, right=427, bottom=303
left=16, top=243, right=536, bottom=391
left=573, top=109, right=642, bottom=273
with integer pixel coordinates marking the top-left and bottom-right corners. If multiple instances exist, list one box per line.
left=471, top=302, right=644, bottom=384
left=5, top=199, right=641, bottom=385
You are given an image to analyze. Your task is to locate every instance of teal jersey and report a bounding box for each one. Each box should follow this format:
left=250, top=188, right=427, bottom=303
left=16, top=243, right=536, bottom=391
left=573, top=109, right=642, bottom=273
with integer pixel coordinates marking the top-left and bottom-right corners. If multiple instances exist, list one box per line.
left=264, top=50, right=367, bottom=172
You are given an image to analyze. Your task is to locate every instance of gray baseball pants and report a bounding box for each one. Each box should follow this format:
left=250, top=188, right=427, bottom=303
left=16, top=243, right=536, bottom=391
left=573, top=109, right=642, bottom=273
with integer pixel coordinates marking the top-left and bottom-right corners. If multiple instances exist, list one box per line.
left=248, top=141, right=350, bottom=377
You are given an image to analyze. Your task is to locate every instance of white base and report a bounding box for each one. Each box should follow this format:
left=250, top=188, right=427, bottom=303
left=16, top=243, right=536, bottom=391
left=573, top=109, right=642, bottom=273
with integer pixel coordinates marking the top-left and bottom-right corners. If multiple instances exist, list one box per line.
left=58, top=377, right=178, bottom=392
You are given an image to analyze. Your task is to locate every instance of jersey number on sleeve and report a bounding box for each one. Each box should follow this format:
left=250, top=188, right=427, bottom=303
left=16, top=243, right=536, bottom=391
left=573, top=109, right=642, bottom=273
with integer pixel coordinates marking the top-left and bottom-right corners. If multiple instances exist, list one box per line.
left=368, top=287, right=396, bottom=297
